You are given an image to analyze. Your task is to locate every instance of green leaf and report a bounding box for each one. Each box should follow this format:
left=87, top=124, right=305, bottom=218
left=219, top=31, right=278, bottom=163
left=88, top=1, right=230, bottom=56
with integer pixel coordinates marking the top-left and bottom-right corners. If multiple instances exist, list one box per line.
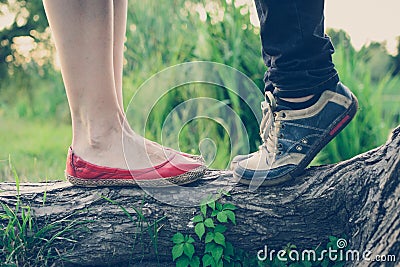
left=224, top=260, right=234, bottom=267
left=213, top=232, right=226, bottom=247
left=273, top=256, right=287, bottom=267
left=211, top=245, right=224, bottom=261
left=205, top=232, right=214, bottom=243
left=216, top=212, right=228, bottom=223
left=224, top=210, right=236, bottom=225
left=332, top=262, right=345, bottom=267
left=190, top=256, right=200, bottom=267
left=224, top=255, right=231, bottom=263
left=220, top=190, right=231, bottom=197
left=207, top=201, right=216, bottom=211
left=202, top=254, right=214, bottom=267
left=204, top=218, right=215, bottom=228
left=211, top=210, right=219, bottom=217
left=224, top=241, right=234, bottom=257
left=214, top=224, right=227, bottom=233
left=172, top=243, right=184, bottom=261
left=187, top=236, right=195, bottom=244
left=222, top=203, right=236, bottom=210
left=192, top=215, right=204, bottom=223
left=321, top=258, right=330, bottom=267
left=172, top=233, right=185, bottom=244
left=200, top=204, right=207, bottom=217
left=329, top=236, right=338, bottom=242
left=200, top=199, right=208, bottom=206
left=184, top=243, right=195, bottom=259
left=216, top=202, right=222, bottom=211
left=205, top=242, right=217, bottom=253
left=195, top=223, right=205, bottom=240
left=176, top=255, right=190, bottom=267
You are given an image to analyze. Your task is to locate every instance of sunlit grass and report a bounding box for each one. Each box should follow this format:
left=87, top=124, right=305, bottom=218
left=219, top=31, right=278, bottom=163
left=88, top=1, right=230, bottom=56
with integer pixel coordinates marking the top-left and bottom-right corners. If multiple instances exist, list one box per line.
left=0, top=116, right=71, bottom=182
left=0, top=0, right=398, bottom=181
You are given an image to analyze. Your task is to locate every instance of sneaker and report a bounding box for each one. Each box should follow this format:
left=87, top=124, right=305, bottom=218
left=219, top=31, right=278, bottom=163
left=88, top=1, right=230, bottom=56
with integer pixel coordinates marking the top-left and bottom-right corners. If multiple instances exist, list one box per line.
left=232, top=82, right=358, bottom=187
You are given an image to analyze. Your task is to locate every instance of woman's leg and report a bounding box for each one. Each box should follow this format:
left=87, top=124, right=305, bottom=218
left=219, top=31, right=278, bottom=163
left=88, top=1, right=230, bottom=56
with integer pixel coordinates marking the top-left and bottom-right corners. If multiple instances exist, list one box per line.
left=43, top=0, right=168, bottom=170
left=112, top=0, right=127, bottom=111
left=110, top=0, right=196, bottom=156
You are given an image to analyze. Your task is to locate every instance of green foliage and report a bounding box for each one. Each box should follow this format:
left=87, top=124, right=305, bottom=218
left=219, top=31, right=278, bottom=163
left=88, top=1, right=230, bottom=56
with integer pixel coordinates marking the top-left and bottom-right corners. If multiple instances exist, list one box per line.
left=0, top=204, right=90, bottom=267
left=0, top=0, right=51, bottom=79
left=0, top=116, right=71, bottom=182
left=172, top=193, right=241, bottom=267
left=172, top=193, right=351, bottom=267
left=123, top=0, right=264, bottom=168
left=102, top=195, right=166, bottom=265
left=312, top=33, right=400, bottom=165
left=0, top=167, right=91, bottom=266
left=172, top=233, right=199, bottom=267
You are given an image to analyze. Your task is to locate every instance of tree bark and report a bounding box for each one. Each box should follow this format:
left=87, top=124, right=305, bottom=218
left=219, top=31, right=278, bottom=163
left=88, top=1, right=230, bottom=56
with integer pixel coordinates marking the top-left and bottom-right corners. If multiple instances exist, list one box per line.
left=1, top=126, right=399, bottom=267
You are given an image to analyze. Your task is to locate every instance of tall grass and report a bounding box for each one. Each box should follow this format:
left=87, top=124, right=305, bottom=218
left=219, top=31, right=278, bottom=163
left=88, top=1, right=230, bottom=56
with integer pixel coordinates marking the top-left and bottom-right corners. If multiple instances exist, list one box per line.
left=313, top=37, right=400, bottom=164
left=123, top=0, right=399, bottom=168
left=123, top=0, right=265, bottom=168
left=0, top=117, right=71, bottom=182
left=0, top=167, right=90, bottom=266
left=0, top=0, right=398, bottom=180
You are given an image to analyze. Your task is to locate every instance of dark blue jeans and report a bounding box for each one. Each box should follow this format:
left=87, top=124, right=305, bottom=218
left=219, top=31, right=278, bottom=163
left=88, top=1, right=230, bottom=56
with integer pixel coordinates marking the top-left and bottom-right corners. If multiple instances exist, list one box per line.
left=254, top=0, right=339, bottom=97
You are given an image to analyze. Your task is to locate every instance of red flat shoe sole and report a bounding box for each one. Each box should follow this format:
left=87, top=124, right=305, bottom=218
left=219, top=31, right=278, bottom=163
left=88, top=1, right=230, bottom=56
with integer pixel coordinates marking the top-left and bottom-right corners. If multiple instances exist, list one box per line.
left=65, top=147, right=206, bottom=187
left=66, top=165, right=206, bottom=187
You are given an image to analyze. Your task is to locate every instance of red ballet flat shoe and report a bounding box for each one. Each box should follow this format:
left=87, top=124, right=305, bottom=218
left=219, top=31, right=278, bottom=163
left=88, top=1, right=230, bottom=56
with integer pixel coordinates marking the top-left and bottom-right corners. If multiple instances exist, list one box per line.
left=146, top=140, right=204, bottom=162
left=65, top=147, right=206, bottom=187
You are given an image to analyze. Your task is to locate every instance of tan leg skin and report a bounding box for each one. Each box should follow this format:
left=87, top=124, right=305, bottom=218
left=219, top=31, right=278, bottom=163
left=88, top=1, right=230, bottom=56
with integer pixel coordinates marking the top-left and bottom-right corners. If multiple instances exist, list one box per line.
left=43, top=0, right=194, bottom=170
left=112, top=0, right=127, bottom=110
left=111, top=0, right=158, bottom=149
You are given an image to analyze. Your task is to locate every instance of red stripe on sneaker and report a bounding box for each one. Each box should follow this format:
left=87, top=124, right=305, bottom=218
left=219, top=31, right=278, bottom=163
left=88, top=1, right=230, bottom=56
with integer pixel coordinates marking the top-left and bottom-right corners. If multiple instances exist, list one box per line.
left=330, top=115, right=351, bottom=136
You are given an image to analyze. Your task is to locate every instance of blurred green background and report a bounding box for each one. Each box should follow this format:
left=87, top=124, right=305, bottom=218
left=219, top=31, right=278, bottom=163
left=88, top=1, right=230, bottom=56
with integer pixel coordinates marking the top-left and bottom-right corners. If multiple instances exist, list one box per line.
left=0, top=0, right=399, bottom=182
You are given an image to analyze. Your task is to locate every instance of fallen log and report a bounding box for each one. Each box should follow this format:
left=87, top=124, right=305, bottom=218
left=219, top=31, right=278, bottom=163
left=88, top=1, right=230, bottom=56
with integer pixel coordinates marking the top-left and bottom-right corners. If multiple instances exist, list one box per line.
left=1, top=126, right=399, bottom=267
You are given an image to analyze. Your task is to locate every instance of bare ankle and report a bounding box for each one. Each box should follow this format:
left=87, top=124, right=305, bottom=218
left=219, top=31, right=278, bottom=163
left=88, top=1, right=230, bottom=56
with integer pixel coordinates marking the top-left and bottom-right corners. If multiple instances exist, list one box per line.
left=72, top=111, right=127, bottom=149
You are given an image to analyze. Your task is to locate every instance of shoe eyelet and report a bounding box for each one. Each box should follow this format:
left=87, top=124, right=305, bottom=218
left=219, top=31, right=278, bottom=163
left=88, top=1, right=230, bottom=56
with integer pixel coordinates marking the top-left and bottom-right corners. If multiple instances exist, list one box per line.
left=277, top=151, right=282, bottom=155
left=301, top=139, right=308, bottom=144
left=273, top=112, right=277, bottom=117
left=281, top=124, right=285, bottom=129
left=278, top=143, right=283, bottom=150
left=296, top=145, right=302, bottom=151
left=279, top=133, right=284, bottom=138
left=281, top=112, right=286, bottom=118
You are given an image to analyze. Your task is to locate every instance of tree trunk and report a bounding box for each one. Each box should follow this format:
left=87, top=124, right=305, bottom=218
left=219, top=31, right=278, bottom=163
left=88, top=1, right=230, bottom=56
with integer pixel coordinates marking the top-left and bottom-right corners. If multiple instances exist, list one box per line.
left=1, top=126, right=399, bottom=267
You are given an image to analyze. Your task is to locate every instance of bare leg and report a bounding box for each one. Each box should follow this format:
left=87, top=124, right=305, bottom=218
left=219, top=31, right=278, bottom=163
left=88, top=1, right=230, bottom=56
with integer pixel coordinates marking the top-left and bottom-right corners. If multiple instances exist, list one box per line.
left=110, top=0, right=188, bottom=155
left=112, top=0, right=127, bottom=110
left=42, top=0, right=173, bottom=169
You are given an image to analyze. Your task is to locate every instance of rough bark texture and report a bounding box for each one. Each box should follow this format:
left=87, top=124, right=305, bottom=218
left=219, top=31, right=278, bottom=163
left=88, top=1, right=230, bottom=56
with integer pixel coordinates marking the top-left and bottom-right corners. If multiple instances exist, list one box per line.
left=1, top=126, right=399, bottom=267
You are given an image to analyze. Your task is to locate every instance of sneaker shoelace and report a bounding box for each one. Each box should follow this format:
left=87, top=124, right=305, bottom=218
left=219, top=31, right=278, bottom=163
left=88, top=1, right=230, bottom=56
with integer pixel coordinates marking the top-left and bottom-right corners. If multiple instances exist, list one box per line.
left=259, top=91, right=283, bottom=161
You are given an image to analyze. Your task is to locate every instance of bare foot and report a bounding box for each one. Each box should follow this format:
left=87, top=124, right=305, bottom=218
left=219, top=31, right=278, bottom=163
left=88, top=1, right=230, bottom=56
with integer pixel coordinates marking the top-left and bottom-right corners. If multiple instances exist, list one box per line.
left=71, top=122, right=201, bottom=170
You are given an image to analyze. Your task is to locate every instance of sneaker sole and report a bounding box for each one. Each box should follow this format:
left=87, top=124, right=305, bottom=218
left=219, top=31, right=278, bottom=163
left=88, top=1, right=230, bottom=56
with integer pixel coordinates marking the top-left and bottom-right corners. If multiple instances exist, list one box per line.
left=235, top=92, right=359, bottom=186
left=66, top=165, right=207, bottom=187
